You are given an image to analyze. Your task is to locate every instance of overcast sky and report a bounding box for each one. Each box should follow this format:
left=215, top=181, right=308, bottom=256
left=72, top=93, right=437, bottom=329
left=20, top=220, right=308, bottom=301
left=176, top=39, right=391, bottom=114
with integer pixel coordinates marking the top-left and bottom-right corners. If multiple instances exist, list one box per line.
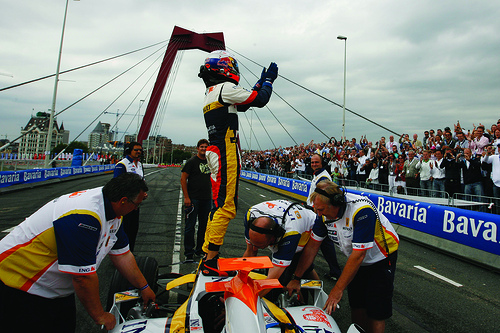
left=1, top=0, right=499, bottom=150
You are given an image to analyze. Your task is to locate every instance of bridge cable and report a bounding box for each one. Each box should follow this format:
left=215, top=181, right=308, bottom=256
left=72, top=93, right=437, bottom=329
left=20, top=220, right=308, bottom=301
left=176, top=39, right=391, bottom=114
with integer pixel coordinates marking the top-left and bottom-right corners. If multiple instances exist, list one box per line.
left=110, top=50, right=166, bottom=135
left=239, top=73, right=277, bottom=149
left=228, top=47, right=401, bottom=137
left=238, top=59, right=329, bottom=142
left=145, top=40, right=186, bottom=163
left=151, top=43, right=184, bottom=138
left=242, top=111, right=262, bottom=151
left=47, top=44, right=166, bottom=163
left=0, top=39, right=170, bottom=92
left=115, top=52, right=165, bottom=142
left=56, top=43, right=166, bottom=117
left=238, top=119, right=251, bottom=150
left=238, top=63, right=298, bottom=147
left=0, top=44, right=164, bottom=153
left=118, top=75, right=157, bottom=142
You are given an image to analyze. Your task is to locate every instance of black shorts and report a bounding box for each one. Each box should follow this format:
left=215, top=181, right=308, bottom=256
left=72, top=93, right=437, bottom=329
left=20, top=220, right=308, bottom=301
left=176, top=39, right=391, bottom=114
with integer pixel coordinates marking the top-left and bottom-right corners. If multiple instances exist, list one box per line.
left=0, top=280, right=76, bottom=333
left=347, top=251, right=397, bottom=320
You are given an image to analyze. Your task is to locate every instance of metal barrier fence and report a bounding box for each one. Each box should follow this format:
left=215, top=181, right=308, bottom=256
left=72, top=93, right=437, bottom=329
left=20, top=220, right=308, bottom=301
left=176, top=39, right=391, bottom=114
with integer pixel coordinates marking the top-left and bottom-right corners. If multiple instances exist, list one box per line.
left=452, top=193, right=500, bottom=215
left=242, top=167, right=498, bottom=215
left=0, top=159, right=101, bottom=171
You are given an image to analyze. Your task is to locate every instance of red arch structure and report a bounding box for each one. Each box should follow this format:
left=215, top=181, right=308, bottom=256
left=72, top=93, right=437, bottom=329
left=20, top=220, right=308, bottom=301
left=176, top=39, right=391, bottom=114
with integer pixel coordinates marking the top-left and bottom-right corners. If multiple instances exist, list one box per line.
left=137, top=26, right=225, bottom=143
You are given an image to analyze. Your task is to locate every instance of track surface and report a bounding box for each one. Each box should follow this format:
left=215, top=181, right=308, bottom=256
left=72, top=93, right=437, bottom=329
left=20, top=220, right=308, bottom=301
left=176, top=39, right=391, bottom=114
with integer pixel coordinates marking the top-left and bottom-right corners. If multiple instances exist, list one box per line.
left=1, top=167, right=499, bottom=332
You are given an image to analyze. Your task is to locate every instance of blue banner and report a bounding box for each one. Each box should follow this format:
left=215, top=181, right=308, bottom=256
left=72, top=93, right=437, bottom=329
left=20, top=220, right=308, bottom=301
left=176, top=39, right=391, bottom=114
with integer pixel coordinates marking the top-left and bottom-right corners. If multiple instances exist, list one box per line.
left=241, top=170, right=310, bottom=198
left=240, top=171, right=500, bottom=256
left=0, top=164, right=115, bottom=188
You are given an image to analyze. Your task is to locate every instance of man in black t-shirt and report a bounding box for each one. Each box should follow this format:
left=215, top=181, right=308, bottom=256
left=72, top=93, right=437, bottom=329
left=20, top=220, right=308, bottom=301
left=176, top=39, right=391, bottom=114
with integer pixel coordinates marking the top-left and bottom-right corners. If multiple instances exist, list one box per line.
left=181, top=139, right=212, bottom=261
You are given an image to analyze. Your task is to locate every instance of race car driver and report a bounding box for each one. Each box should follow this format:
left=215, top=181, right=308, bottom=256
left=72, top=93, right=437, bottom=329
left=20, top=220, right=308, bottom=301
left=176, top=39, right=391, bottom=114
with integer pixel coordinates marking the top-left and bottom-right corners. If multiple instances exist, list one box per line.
left=198, top=50, right=278, bottom=275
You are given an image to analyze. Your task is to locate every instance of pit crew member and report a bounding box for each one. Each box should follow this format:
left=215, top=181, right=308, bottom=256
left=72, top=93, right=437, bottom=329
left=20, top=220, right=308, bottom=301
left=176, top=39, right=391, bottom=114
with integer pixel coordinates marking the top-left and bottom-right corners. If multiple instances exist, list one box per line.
left=243, top=199, right=319, bottom=297
left=287, top=180, right=399, bottom=333
left=0, top=173, right=155, bottom=332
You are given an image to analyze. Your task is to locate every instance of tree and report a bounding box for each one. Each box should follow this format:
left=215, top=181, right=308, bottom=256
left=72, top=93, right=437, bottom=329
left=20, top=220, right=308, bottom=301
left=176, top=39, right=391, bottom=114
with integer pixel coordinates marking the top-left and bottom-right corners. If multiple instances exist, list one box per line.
left=67, top=141, right=89, bottom=154
left=52, top=143, right=68, bottom=156
left=163, top=149, right=192, bottom=164
left=51, top=141, right=89, bottom=156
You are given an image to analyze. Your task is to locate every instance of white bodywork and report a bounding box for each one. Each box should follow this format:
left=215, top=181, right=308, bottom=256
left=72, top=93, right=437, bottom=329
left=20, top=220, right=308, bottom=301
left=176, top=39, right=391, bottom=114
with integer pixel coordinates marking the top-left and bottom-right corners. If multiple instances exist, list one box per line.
left=109, top=257, right=360, bottom=333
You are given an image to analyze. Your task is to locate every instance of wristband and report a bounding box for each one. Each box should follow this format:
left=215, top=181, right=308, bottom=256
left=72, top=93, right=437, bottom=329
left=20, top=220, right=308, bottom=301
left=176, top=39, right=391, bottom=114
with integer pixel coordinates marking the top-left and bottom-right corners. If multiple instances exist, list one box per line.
left=139, top=283, right=149, bottom=291
left=292, top=274, right=302, bottom=281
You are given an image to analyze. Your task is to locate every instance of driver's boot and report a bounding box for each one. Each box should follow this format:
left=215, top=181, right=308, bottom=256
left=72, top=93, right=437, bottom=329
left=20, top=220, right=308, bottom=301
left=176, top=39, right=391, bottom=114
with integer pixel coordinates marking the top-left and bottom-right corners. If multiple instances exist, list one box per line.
left=201, top=256, right=229, bottom=276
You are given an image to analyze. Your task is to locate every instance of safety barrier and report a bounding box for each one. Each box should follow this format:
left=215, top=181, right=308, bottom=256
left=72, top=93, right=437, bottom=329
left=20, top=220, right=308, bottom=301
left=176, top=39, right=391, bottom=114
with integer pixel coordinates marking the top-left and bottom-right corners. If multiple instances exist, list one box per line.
left=240, top=170, right=500, bottom=258
left=0, top=164, right=115, bottom=188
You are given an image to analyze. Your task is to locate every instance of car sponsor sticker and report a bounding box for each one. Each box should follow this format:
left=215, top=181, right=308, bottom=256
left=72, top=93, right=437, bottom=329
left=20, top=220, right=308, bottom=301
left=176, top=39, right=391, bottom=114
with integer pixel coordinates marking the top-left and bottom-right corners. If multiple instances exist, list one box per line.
left=114, top=291, right=140, bottom=303
left=302, top=307, right=332, bottom=328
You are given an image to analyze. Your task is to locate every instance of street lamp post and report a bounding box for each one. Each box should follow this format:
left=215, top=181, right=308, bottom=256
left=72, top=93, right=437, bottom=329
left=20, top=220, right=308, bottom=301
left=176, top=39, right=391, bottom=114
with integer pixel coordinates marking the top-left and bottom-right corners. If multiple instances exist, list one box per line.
left=337, top=35, right=347, bottom=141
left=136, top=100, right=145, bottom=141
left=44, top=0, right=77, bottom=168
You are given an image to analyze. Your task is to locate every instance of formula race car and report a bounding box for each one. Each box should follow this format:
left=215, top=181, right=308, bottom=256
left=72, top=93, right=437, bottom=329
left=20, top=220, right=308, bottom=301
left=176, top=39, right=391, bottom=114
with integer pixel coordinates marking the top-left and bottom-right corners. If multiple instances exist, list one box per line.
left=107, top=256, right=363, bottom=333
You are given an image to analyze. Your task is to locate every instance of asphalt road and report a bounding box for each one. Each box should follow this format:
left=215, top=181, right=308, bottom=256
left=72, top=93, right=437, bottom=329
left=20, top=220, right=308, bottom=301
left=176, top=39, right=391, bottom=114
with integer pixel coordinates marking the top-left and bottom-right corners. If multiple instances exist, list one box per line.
left=1, top=167, right=499, bottom=332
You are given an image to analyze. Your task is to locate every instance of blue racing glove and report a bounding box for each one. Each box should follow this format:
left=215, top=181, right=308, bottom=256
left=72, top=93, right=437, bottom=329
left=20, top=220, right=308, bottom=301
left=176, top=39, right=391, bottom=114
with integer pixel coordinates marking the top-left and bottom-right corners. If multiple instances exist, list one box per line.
left=263, top=62, right=278, bottom=86
left=252, top=68, right=266, bottom=91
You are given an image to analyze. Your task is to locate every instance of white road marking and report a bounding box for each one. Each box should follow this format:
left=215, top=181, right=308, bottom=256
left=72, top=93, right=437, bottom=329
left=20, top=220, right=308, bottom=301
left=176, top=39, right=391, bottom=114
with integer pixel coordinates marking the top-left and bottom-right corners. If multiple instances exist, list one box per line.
left=172, top=186, right=183, bottom=274
left=144, top=169, right=163, bottom=177
left=414, top=265, right=463, bottom=287
left=259, top=194, right=266, bottom=197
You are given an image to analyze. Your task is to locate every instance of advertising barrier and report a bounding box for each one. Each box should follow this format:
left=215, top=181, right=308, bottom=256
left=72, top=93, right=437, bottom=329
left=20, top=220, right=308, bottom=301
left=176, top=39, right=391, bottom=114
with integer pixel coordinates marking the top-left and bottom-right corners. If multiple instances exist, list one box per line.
left=0, top=164, right=115, bottom=188
left=241, top=170, right=500, bottom=257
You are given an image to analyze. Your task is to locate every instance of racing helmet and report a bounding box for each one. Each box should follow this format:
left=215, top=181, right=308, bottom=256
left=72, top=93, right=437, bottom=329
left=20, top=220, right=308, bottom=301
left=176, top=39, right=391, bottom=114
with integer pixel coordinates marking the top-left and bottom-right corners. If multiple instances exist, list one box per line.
left=198, top=50, right=240, bottom=86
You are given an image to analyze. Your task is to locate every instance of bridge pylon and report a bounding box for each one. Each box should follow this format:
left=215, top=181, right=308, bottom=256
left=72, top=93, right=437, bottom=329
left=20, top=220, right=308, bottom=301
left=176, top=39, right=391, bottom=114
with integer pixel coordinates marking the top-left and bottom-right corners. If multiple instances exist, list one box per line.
left=137, top=26, right=225, bottom=143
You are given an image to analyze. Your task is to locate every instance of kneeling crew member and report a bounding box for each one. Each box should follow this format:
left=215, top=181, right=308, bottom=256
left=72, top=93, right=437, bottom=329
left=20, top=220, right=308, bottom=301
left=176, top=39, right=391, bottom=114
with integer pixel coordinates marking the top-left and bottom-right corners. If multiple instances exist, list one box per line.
left=243, top=199, right=319, bottom=297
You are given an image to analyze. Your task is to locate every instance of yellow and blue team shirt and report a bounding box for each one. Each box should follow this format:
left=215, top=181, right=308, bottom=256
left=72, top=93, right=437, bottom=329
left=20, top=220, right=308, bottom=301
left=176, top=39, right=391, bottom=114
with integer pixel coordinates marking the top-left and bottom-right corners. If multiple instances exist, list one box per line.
left=0, top=187, right=129, bottom=298
left=311, top=193, right=399, bottom=265
left=114, top=155, right=144, bottom=178
left=244, top=199, right=316, bottom=267
left=307, top=168, right=332, bottom=206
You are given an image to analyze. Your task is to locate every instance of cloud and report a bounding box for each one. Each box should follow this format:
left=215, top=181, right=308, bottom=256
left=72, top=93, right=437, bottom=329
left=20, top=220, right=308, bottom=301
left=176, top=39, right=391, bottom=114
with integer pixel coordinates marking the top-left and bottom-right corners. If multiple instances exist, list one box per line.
left=1, top=0, right=499, bottom=149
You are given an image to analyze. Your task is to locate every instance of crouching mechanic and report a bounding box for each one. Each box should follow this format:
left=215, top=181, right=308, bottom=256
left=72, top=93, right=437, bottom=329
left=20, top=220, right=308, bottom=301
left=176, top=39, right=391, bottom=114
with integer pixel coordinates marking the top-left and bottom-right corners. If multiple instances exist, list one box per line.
left=242, top=199, right=319, bottom=298
left=0, top=173, right=155, bottom=332
left=198, top=50, right=278, bottom=274
left=287, top=180, right=399, bottom=333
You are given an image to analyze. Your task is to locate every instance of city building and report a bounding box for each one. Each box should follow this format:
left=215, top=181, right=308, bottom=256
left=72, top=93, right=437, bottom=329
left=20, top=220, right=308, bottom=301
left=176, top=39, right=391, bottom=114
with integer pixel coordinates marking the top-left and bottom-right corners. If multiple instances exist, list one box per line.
left=124, top=134, right=137, bottom=144
left=88, top=122, right=112, bottom=150
left=18, top=112, right=67, bottom=158
left=143, top=135, right=173, bottom=163
left=60, top=122, right=70, bottom=144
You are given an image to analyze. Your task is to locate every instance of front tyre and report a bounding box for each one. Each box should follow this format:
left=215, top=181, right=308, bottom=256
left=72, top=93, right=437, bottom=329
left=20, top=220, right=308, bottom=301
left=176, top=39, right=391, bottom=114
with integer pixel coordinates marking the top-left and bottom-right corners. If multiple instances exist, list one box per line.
left=106, top=256, right=159, bottom=316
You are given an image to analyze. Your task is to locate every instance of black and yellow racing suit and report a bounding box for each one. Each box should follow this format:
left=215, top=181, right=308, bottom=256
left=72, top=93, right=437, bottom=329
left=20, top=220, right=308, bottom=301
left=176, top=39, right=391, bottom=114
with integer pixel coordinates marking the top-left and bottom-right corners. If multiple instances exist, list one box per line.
left=202, top=81, right=273, bottom=253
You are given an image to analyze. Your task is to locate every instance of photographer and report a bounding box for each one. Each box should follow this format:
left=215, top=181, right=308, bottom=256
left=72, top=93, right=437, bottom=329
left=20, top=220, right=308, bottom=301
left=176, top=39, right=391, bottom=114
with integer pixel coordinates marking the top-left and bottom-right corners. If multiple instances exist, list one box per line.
left=481, top=145, right=500, bottom=197
left=356, top=149, right=369, bottom=183
left=346, top=149, right=358, bottom=181
left=402, top=150, right=420, bottom=193
left=457, top=148, right=483, bottom=197
left=378, top=152, right=390, bottom=186
left=440, top=148, right=462, bottom=196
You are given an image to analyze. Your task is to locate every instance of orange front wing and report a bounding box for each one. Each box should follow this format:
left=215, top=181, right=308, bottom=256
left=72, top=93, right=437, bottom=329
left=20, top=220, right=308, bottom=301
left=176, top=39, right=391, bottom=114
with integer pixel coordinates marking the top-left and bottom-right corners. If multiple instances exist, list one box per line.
left=205, top=257, right=283, bottom=314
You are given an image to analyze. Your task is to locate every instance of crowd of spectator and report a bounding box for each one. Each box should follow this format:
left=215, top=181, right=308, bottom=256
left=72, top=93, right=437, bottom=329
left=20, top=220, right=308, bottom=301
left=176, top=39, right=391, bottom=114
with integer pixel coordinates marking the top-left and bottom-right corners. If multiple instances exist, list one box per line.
left=242, top=120, right=500, bottom=201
